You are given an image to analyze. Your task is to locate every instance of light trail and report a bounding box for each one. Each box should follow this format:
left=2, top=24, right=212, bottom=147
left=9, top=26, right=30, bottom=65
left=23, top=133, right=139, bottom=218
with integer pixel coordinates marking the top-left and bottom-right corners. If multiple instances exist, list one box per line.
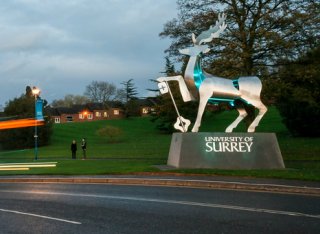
left=0, top=164, right=56, bottom=168
left=0, top=168, right=29, bottom=171
left=0, top=162, right=57, bottom=171
left=0, top=119, right=44, bottom=130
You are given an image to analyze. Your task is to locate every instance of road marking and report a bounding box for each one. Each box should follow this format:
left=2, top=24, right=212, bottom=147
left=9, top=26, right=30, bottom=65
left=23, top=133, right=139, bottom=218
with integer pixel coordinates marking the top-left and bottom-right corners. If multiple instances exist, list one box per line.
left=0, top=208, right=81, bottom=225
left=1, top=189, right=319, bottom=219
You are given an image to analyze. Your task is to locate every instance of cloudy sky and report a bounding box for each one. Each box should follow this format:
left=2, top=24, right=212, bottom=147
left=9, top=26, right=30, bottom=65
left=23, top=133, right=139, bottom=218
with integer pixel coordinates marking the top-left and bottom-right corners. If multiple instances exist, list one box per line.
left=0, top=0, right=178, bottom=106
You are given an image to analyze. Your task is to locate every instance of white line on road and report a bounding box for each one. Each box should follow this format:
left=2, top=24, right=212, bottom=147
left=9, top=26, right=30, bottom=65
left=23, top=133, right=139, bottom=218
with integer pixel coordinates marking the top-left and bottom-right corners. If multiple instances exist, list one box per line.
left=0, top=208, right=81, bottom=225
left=1, top=189, right=319, bottom=219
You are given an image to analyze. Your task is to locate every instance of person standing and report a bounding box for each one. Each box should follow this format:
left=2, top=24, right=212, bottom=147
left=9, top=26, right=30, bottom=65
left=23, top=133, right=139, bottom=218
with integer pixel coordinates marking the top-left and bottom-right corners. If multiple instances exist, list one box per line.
left=71, top=140, right=77, bottom=159
left=81, top=138, right=87, bottom=159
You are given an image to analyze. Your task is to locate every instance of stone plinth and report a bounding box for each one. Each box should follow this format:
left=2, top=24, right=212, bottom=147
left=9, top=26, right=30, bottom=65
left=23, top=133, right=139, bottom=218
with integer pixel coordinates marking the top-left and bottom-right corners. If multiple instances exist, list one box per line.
left=167, top=132, right=285, bottom=169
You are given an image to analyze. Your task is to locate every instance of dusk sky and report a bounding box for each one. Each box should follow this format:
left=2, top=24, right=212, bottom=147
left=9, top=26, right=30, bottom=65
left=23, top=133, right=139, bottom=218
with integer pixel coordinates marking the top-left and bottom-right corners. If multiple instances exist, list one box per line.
left=0, top=0, right=178, bottom=106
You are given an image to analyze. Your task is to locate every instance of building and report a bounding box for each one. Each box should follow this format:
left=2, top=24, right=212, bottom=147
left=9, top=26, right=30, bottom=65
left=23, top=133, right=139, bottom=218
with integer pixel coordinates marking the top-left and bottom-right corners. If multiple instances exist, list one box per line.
left=136, top=97, right=158, bottom=116
left=47, top=102, right=124, bottom=124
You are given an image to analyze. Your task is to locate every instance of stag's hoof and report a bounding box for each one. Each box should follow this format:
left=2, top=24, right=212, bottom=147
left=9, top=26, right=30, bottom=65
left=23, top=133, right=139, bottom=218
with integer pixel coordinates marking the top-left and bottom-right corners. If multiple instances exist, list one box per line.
left=247, top=126, right=256, bottom=132
left=191, top=127, right=199, bottom=132
left=225, top=127, right=233, bottom=133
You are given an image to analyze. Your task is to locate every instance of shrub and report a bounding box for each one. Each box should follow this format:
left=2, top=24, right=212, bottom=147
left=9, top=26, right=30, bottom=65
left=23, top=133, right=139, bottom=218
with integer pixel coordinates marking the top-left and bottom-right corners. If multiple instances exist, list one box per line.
left=96, top=126, right=123, bottom=143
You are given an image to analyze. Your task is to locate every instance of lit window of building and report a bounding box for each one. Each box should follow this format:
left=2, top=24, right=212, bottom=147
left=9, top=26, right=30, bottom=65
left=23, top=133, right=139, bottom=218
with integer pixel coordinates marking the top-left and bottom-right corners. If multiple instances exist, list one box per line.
left=142, top=108, right=149, bottom=114
left=114, top=110, right=119, bottom=115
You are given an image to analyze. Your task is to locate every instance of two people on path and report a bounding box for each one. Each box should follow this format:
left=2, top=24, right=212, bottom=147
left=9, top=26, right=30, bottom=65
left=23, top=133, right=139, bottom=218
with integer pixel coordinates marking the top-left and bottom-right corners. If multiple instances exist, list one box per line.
left=71, top=138, right=87, bottom=159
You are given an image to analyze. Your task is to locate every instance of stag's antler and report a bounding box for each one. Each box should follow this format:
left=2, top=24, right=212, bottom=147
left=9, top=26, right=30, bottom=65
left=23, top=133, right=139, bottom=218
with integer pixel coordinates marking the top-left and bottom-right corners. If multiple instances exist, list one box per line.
left=192, top=13, right=227, bottom=45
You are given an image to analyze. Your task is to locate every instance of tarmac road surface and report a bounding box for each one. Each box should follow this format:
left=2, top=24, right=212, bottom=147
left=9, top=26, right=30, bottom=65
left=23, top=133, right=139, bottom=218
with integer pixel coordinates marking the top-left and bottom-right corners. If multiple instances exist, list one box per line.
left=0, top=182, right=319, bottom=233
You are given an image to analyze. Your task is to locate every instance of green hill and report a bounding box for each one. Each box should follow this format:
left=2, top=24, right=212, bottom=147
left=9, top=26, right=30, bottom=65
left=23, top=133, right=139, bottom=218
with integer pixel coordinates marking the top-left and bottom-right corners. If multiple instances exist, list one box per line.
left=0, top=106, right=319, bottom=161
left=0, top=106, right=319, bottom=179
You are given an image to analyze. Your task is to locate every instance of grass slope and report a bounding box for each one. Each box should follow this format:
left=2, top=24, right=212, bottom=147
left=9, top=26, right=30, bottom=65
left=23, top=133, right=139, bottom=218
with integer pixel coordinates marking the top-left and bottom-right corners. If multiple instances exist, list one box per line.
left=1, top=117, right=171, bottom=159
left=0, top=107, right=319, bottom=180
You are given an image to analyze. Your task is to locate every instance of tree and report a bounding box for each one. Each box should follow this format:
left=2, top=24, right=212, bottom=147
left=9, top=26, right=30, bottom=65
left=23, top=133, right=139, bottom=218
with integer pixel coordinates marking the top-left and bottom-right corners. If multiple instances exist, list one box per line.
left=0, top=86, right=53, bottom=150
left=84, top=81, right=121, bottom=104
left=121, top=79, right=138, bottom=103
left=161, top=0, right=319, bottom=77
left=51, top=94, right=90, bottom=107
left=275, top=47, right=320, bottom=137
left=164, top=56, right=176, bottom=76
left=147, top=58, right=174, bottom=94
left=121, top=79, right=139, bottom=117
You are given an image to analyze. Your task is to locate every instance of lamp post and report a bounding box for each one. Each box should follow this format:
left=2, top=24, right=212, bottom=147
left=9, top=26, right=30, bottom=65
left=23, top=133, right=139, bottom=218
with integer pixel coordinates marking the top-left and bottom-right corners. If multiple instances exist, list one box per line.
left=32, top=87, right=40, bottom=161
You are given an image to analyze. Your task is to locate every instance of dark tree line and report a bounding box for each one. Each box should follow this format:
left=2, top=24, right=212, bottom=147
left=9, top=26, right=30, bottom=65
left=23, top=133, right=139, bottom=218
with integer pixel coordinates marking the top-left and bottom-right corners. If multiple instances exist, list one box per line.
left=161, top=0, right=319, bottom=77
left=275, top=46, right=320, bottom=137
left=52, top=79, right=138, bottom=112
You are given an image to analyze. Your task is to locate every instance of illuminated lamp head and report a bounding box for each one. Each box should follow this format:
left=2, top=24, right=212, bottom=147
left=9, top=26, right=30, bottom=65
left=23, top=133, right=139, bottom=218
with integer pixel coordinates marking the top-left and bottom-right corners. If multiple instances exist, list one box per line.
left=32, top=86, right=41, bottom=96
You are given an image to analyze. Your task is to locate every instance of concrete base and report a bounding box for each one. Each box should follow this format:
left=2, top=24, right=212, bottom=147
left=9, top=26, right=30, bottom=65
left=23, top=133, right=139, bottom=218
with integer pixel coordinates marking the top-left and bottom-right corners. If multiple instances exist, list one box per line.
left=168, top=132, right=285, bottom=169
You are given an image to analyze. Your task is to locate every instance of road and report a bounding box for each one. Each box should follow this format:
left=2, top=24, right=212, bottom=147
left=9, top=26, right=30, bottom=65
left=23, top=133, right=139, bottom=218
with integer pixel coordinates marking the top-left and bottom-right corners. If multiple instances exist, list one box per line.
left=0, top=183, right=319, bottom=233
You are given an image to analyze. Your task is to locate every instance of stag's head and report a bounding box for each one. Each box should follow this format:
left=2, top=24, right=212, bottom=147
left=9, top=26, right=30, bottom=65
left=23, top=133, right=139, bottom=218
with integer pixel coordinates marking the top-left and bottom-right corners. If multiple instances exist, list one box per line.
left=179, top=13, right=227, bottom=57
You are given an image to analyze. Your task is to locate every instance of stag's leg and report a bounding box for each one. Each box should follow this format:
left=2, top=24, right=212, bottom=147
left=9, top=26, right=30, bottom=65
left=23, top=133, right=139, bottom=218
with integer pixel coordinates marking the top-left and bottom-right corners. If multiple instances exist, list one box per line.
left=225, top=108, right=247, bottom=133
left=246, top=100, right=268, bottom=132
left=191, top=89, right=211, bottom=132
left=157, top=75, right=195, bottom=102
left=238, top=77, right=267, bottom=132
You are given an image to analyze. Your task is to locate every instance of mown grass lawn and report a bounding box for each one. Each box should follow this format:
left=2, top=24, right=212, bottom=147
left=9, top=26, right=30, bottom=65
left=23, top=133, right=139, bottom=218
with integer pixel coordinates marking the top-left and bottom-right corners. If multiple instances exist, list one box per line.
left=0, top=117, right=171, bottom=159
left=0, top=106, right=319, bottom=180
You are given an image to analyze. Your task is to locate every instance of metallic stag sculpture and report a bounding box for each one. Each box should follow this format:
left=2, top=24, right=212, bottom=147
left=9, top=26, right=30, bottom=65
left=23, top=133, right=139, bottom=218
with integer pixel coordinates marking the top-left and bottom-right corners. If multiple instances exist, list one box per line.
left=157, top=13, right=267, bottom=133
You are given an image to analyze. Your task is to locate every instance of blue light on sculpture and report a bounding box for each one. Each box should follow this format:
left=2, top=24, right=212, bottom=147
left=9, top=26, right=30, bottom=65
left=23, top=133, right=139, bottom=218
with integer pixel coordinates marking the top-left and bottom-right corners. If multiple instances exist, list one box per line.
left=193, top=56, right=205, bottom=90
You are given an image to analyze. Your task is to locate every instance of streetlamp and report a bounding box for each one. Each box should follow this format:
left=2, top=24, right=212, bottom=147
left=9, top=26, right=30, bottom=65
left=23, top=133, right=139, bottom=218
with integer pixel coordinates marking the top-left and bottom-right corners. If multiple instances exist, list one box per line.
left=32, top=86, right=41, bottom=160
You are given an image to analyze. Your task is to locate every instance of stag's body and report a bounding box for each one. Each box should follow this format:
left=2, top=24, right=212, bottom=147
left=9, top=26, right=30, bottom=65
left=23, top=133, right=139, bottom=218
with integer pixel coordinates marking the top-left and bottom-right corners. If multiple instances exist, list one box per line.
left=158, top=13, right=267, bottom=133
left=183, top=51, right=267, bottom=132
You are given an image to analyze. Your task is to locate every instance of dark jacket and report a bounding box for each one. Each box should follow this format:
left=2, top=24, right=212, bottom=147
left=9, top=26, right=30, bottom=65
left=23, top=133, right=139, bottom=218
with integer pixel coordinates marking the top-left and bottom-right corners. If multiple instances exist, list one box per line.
left=81, top=141, right=87, bottom=150
left=71, top=143, right=77, bottom=152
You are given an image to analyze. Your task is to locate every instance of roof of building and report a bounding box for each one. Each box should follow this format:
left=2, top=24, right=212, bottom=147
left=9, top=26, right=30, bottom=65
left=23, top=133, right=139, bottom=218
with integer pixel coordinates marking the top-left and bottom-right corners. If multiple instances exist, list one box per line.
left=135, top=97, right=159, bottom=107
left=46, top=101, right=124, bottom=116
